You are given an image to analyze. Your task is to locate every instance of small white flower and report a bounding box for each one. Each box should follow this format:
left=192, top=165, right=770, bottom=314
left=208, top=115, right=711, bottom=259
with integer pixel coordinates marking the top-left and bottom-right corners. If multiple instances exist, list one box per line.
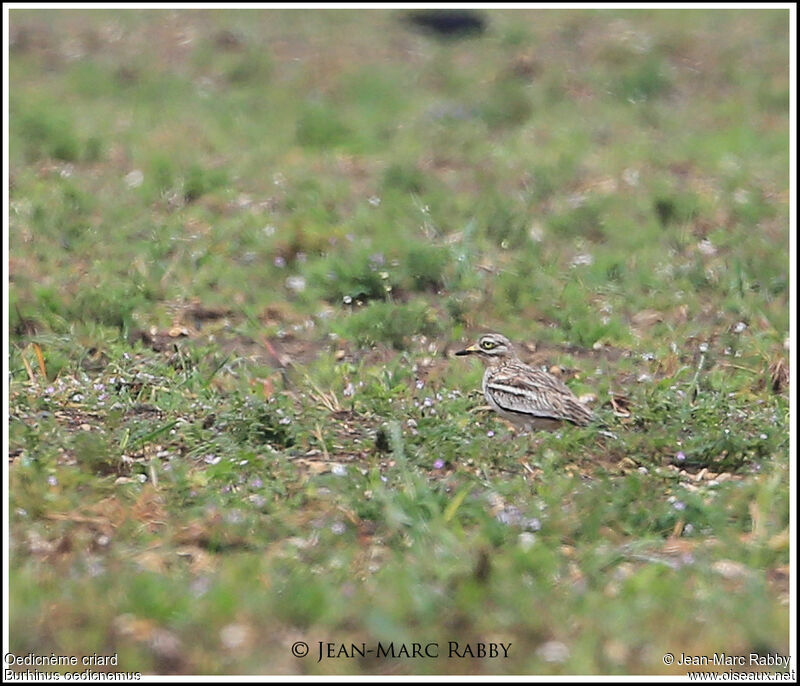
left=622, top=167, right=640, bottom=186
left=285, top=275, right=306, bottom=292
left=697, top=239, right=717, bottom=256
left=570, top=252, right=594, bottom=268
left=124, top=170, right=144, bottom=188
left=537, top=641, right=570, bottom=663
left=220, top=623, right=250, bottom=650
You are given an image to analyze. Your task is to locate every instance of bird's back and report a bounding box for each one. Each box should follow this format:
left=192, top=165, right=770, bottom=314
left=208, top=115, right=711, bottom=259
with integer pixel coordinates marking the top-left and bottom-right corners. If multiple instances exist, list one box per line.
left=482, top=360, right=594, bottom=429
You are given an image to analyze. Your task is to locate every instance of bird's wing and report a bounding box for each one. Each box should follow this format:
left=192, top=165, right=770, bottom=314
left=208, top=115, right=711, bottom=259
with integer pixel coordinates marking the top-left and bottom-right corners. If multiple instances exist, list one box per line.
left=487, top=365, right=594, bottom=426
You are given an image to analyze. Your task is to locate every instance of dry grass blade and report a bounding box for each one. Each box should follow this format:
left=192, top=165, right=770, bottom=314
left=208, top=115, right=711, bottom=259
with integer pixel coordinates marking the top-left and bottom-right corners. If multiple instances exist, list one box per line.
left=305, top=376, right=341, bottom=413
left=32, top=343, right=47, bottom=377
left=313, top=422, right=330, bottom=461
left=20, top=348, right=36, bottom=383
left=261, top=336, right=292, bottom=368
left=768, top=356, right=789, bottom=393
left=609, top=393, right=632, bottom=417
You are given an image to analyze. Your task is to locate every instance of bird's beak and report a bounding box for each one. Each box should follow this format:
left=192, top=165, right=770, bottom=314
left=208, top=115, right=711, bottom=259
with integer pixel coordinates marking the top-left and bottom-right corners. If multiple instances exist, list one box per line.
left=455, top=344, right=479, bottom=356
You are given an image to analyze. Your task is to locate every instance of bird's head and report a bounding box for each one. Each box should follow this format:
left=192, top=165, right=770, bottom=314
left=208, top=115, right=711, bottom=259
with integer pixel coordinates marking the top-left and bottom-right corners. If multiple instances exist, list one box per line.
left=455, top=333, right=516, bottom=365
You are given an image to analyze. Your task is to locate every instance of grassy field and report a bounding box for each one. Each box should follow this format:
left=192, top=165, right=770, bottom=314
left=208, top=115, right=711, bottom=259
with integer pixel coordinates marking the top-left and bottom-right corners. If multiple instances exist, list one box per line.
left=7, top=8, right=791, bottom=676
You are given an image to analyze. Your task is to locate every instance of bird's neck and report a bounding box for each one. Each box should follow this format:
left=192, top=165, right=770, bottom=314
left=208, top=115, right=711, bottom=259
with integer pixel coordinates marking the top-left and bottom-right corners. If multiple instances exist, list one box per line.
left=486, top=355, right=517, bottom=368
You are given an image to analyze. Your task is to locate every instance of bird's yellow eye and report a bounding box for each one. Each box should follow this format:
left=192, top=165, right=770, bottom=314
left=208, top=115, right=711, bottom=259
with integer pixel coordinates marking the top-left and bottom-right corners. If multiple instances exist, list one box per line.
left=480, top=339, right=496, bottom=350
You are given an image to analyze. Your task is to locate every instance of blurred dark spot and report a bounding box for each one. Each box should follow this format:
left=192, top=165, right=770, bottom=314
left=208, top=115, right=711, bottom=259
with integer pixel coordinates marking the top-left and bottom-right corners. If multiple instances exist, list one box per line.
left=474, top=548, right=491, bottom=583
left=374, top=426, right=391, bottom=453
left=80, top=28, right=102, bottom=53
left=55, top=535, right=73, bottom=555
left=10, top=25, right=53, bottom=53
left=186, top=301, right=235, bottom=323
left=654, top=197, right=676, bottom=227
left=404, top=10, right=487, bottom=38
left=116, top=66, right=139, bottom=86
left=769, top=358, right=788, bottom=394
left=508, top=52, right=542, bottom=81
left=13, top=304, right=39, bottom=337
left=130, top=328, right=172, bottom=353
left=131, top=403, right=162, bottom=416
left=81, top=347, right=109, bottom=372
left=214, top=29, right=245, bottom=50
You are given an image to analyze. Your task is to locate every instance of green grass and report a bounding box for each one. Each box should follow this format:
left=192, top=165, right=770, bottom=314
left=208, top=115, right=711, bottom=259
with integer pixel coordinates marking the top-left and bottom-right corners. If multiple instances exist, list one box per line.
left=8, top=8, right=790, bottom=677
